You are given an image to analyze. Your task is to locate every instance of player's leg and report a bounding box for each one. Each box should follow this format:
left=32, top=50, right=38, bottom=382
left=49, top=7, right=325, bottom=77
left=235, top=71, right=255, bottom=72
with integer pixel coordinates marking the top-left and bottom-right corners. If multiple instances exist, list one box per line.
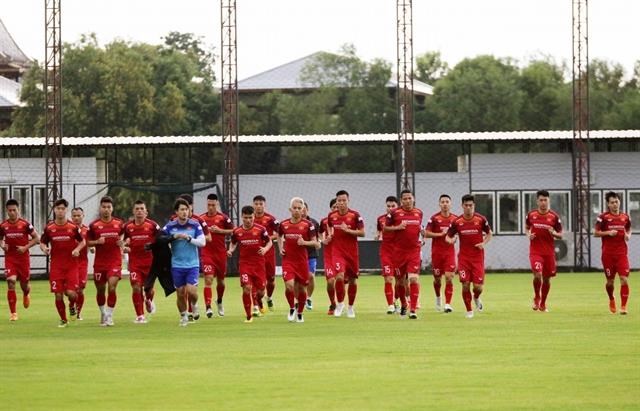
left=284, top=277, right=296, bottom=321
left=239, top=273, right=252, bottom=322
left=306, top=258, right=316, bottom=310
left=130, top=271, right=146, bottom=323
left=530, top=255, right=543, bottom=310
left=444, top=271, right=455, bottom=313
left=618, top=256, right=630, bottom=314
left=602, top=254, right=617, bottom=313
left=265, top=255, right=276, bottom=309
left=346, top=267, right=359, bottom=318
left=384, top=274, right=395, bottom=314
left=432, top=254, right=443, bottom=311
left=408, top=273, right=420, bottom=319
left=143, top=270, right=157, bottom=315
left=214, top=260, right=226, bottom=316
left=176, top=286, right=189, bottom=326
left=254, top=274, right=266, bottom=315
left=93, top=271, right=107, bottom=324
left=203, top=270, right=215, bottom=318
left=6, top=274, right=18, bottom=320
left=50, top=274, right=68, bottom=326
left=185, top=267, right=200, bottom=320
left=458, top=262, right=474, bottom=317
left=325, top=268, right=337, bottom=315
left=18, top=266, right=31, bottom=309
left=75, top=262, right=88, bottom=319
left=538, top=255, right=556, bottom=312
left=65, top=267, right=79, bottom=320
left=295, top=278, right=307, bottom=322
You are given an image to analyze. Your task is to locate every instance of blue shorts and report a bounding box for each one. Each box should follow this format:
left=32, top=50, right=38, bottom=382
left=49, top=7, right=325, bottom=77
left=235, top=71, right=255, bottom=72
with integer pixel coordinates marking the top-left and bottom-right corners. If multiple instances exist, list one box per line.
left=172, top=267, right=199, bottom=288
left=308, top=258, right=317, bottom=275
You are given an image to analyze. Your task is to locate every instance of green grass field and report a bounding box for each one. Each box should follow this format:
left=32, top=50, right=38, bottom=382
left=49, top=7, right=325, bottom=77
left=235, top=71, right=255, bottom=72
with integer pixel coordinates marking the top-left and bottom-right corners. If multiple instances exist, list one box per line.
left=1, top=273, right=638, bottom=410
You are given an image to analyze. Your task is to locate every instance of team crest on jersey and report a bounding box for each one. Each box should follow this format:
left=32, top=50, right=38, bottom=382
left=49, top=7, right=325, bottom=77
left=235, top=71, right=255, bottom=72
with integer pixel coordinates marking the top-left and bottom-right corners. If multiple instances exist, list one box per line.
left=413, top=212, right=419, bottom=217
left=238, top=232, right=243, bottom=237
left=98, top=225, right=103, bottom=229
left=51, top=228, right=57, bottom=232
left=607, top=218, right=612, bottom=222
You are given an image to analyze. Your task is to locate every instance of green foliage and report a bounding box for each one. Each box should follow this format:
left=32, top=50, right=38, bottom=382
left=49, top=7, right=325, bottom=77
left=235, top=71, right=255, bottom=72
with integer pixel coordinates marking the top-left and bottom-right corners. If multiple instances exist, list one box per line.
left=415, top=51, right=449, bottom=85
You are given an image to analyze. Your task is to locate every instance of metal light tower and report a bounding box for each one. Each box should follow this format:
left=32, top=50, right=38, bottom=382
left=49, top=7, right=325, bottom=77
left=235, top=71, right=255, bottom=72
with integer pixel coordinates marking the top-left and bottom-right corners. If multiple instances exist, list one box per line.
left=396, top=0, right=415, bottom=196
left=221, top=0, right=239, bottom=223
left=45, top=0, right=63, bottom=211
left=572, top=0, right=591, bottom=269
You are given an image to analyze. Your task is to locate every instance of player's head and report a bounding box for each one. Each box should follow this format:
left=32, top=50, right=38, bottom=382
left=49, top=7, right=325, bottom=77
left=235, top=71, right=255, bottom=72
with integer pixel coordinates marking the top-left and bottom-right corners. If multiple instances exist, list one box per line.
left=207, top=193, right=219, bottom=214
left=241, top=205, right=255, bottom=228
left=439, top=194, right=452, bottom=213
left=178, top=193, right=194, bottom=215
left=289, top=197, right=305, bottom=219
left=53, top=198, right=69, bottom=220
left=174, top=198, right=190, bottom=220
left=335, top=190, right=349, bottom=212
left=253, top=195, right=266, bottom=215
left=536, top=190, right=550, bottom=212
left=400, top=189, right=414, bottom=210
left=461, top=194, right=475, bottom=217
left=71, top=207, right=84, bottom=225
left=133, top=200, right=147, bottom=219
left=302, top=202, right=310, bottom=218
left=5, top=199, right=20, bottom=221
left=99, top=196, right=114, bottom=219
left=385, top=196, right=398, bottom=213
left=605, top=191, right=620, bottom=213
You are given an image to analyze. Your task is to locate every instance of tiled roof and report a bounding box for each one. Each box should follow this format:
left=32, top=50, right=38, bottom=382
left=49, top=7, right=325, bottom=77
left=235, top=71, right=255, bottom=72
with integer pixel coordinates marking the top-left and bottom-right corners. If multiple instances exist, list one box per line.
left=0, top=18, right=31, bottom=67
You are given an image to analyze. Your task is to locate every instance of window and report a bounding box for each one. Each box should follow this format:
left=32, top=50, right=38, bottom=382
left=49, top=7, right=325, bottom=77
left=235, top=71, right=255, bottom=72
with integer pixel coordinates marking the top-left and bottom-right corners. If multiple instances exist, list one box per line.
left=0, top=187, right=7, bottom=221
left=628, top=191, right=640, bottom=230
left=590, top=191, right=602, bottom=232
left=11, top=187, right=31, bottom=223
left=34, top=187, right=48, bottom=232
left=497, top=192, right=520, bottom=234
left=472, top=192, right=494, bottom=231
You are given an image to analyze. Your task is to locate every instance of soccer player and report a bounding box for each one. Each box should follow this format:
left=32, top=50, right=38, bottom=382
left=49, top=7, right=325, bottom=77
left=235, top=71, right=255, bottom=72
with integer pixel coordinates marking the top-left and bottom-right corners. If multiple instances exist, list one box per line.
left=385, top=190, right=424, bottom=319
left=252, top=195, right=279, bottom=310
left=278, top=197, right=319, bottom=323
left=594, top=191, right=632, bottom=315
left=71, top=207, right=90, bottom=320
left=446, top=194, right=492, bottom=319
left=227, top=205, right=272, bottom=323
left=319, top=198, right=338, bottom=315
left=40, top=199, right=85, bottom=327
left=87, top=196, right=125, bottom=326
left=162, top=198, right=207, bottom=326
left=0, top=198, right=40, bottom=321
left=200, top=193, right=233, bottom=318
left=424, top=194, right=457, bottom=313
left=327, top=190, right=365, bottom=318
left=302, top=202, right=321, bottom=310
left=525, top=190, right=563, bottom=312
left=376, top=195, right=398, bottom=314
left=123, top=200, right=160, bottom=323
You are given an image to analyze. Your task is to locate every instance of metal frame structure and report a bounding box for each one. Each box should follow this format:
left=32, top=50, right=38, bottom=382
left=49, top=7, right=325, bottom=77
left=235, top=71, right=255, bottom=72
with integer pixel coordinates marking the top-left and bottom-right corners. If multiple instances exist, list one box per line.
left=221, top=0, right=240, bottom=223
left=44, top=0, right=63, bottom=213
left=396, top=0, right=415, bottom=196
left=572, top=0, right=591, bottom=269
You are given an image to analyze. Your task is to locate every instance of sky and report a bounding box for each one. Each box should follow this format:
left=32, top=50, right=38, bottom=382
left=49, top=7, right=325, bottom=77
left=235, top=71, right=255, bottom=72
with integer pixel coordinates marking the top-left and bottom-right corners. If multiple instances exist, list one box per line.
left=3, top=0, right=639, bottom=81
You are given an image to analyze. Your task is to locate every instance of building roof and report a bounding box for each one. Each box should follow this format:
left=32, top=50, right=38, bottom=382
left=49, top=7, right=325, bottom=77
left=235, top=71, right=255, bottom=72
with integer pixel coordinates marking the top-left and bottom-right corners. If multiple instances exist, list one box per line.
left=0, top=75, right=22, bottom=108
left=238, top=52, right=433, bottom=96
left=0, top=18, right=31, bottom=67
left=1, top=130, right=638, bottom=147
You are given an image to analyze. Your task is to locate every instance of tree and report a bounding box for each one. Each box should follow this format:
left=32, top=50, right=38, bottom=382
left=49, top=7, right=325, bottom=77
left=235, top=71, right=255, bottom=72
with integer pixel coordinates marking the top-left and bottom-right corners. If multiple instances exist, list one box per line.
left=415, top=51, right=449, bottom=85
left=518, top=59, right=568, bottom=130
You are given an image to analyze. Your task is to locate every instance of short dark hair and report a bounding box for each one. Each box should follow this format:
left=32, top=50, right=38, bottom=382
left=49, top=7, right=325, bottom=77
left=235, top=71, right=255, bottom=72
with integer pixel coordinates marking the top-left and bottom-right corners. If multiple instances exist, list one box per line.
left=336, top=190, right=349, bottom=198
left=100, top=196, right=113, bottom=205
left=207, top=193, right=218, bottom=201
left=53, top=198, right=68, bottom=208
left=71, top=207, right=84, bottom=213
left=439, top=194, right=451, bottom=201
left=329, top=198, right=337, bottom=208
left=605, top=191, right=620, bottom=203
left=241, top=205, right=255, bottom=215
left=134, top=200, right=145, bottom=206
left=536, top=190, right=550, bottom=198
left=178, top=193, right=193, bottom=205
left=385, top=196, right=398, bottom=203
left=174, top=198, right=190, bottom=211
left=400, top=189, right=413, bottom=197
left=253, top=195, right=266, bottom=202
left=462, top=194, right=475, bottom=203
left=5, top=199, right=19, bottom=208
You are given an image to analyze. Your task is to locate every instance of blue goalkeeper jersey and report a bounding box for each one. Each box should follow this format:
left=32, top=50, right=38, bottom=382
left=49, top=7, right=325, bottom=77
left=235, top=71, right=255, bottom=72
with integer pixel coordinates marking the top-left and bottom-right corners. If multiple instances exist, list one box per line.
left=162, top=218, right=204, bottom=269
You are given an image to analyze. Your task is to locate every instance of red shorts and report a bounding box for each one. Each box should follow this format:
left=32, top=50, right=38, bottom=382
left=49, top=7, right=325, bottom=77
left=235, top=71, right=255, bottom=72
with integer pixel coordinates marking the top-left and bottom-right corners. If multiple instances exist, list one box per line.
left=265, top=251, right=276, bottom=280
left=50, top=263, right=79, bottom=293
left=93, top=267, right=122, bottom=284
left=202, top=253, right=227, bottom=279
left=432, top=252, right=456, bottom=277
left=380, top=252, right=394, bottom=277
left=239, top=272, right=266, bottom=290
left=458, top=257, right=484, bottom=285
left=282, top=261, right=310, bottom=286
left=333, top=252, right=359, bottom=280
left=394, top=250, right=421, bottom=276
left=77, top=260, right=89, bottom=289
left=4, top=258, right=30, bottom=282
left=128, top=265, right=151, bottom=286
left=529, top=254, right=557, bottom=277
left=602, top=254, right=630, bottom=279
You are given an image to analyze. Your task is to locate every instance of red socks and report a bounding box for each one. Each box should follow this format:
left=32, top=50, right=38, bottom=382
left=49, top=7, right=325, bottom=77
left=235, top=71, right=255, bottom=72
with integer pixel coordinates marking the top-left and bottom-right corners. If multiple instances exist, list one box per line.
left=335, top=278, right=345, bottom=303
left=55, top=299, right=67, bottom=321
left=242, top=292, right=252, bottom=320
left=384, top=282, right=394, bottom=305
left=132, top=291, right=144, bottom=316
left=107, top=290, right=117, bottom=308
left=7, top=289, right=17, bottom=313
left=445, top=283, right=453, bottom=304
left=285, top=289, right=295, bottom=309
left=462, top=289, right=472, bottom=311
left=606, top=284, right=615, bottom=300
left=541, top=282, right=551, bottom=305
left=347, top=283, right=357, bottom=306
left=533, top=277, right=542, bottom=299
left=76, top=292, right=85, bottom=313
left=621, top=284, right=629, bottom=307
left=297, top=290, right=307, bottom=314
left=397, top=284, right=407, bottom=308
left=204, top=286, right=213, bottom=306
left=216, top=284, right=225, bottom=301
left=409, top=282, right=420, bottom=311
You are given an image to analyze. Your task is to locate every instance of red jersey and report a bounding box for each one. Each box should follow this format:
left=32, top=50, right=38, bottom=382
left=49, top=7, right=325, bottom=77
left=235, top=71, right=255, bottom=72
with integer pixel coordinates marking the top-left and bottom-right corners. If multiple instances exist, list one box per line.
left=41, top=220, right=84, bottom=269
left=525, top=210, right=562, bottom=256
left=77, top=224, right=89, bottom=263
left=377, top=213, right=395, bottom=255
left=88, top=217, right=125, bottom=270
left=327, top=209, right=364, bottom=257
left=595, top=211, right=631, bottom=255
left=124, top=218, right=160, bottom=267
left=386, top=207, right=423, bottom=252
left=200, top=211, right=233, bottom=258
left=278, top=218, right=316, bottom=265
left=425, top=212, right=457, bottom=256
left=231, top=224, right=270, bottom=271
left=0, top=218, right=37, bottom=261
left=254, top=212, right=279, bottom=255
left=447, top=213, right=491, bottom=259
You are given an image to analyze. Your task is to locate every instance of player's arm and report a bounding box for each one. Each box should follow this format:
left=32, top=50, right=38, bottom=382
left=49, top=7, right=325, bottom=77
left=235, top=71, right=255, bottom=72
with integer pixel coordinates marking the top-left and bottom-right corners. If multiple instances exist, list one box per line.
left=259, top=236, right=273, bottom=256
left=445, top=224, right=457, bottom=244
left=226, top=240, right=237, bottom=257
left=0, top=231, right=6, bottom=251
left=72, top=239, right=86, bottom=257
left=39, top=230, right=50, bottom=255
left=25, top=228, right=40, bottom=249
left=424, top=221, right=445, bottom=238
left=87, top=228, right=106, bottom=247
left=548, top=218, right=563, bottom=240
left=384, top=214, right=406, bottom=232
left=475, top=226, right=493, bottom=249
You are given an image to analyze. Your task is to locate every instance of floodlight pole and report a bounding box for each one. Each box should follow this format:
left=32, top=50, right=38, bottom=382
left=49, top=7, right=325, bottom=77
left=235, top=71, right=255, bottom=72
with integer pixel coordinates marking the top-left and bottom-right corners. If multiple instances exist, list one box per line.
left=396, top=0, right=415, bottom=197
